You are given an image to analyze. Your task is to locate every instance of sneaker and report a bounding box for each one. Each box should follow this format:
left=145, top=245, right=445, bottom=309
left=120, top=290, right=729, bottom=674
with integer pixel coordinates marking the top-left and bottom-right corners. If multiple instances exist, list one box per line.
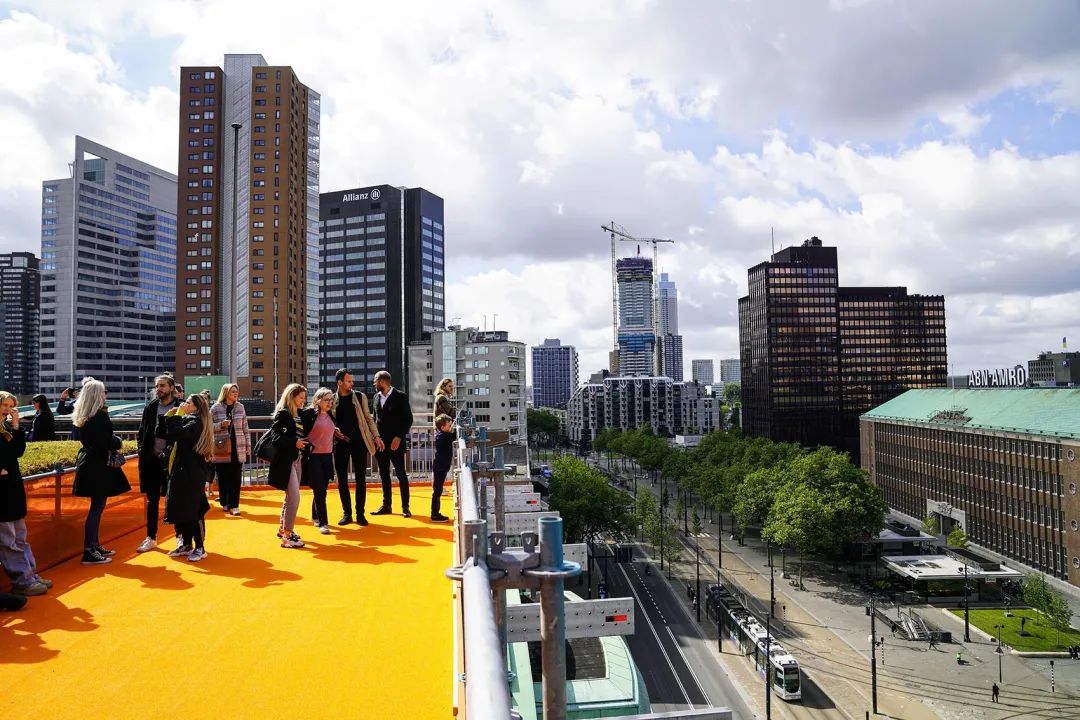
left=174, top=536, right=186, bottom=552
left=276, top=528, right=285, bottom=539
left=402, top=509, right=411, bottom=518
left=288, top=532, right=302, bottom=542
left=12, top=581, right=48, bottom=596
left=188, top=548, right=208, bottom=562
left=94, top=544, right=116, bottom=557
left=431, top=513, right=450, bottom=523
left=357, top=514, right=369, bottom=526
left=136, top=536, right=156, bottom=553
left=229, top=507, right=241, bottom=516
left=371, top=506, right=392, bottom=516
left=81, top=549, right=112, bottom=565
left=281, top=536, right=305, bottom=549
left=338, top=516, right=353, bottom=526
left=167, top=545, right=193, bottom=558
left=34, top=577, right=54, bottom=589
left=319, top=525, right=330, bottom=535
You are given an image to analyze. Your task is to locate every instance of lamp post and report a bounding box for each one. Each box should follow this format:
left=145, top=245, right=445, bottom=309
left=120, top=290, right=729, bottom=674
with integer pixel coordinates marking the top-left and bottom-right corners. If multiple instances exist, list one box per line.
left=229, top=122, right=241, bottom=380
left=766, top=561, right=773, bottom=720
left=964, top=564, right=971, bottom=643
left=866, top=596, right=879, bottom=715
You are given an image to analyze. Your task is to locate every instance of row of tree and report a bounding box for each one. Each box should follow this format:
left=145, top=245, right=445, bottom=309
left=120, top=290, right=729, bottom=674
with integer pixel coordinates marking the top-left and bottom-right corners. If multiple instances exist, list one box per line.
left=594, top=426, right=889, bottom=566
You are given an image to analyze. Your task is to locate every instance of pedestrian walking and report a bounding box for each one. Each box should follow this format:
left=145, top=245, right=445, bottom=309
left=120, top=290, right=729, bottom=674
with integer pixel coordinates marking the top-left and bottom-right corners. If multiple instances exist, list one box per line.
left=210, top=383, right=249, bottom=516
left=304, top=388, right=337, bottom=534
left=330, top=369, right=378, bottom=526
left=929, top=635, right=937, bottom=650
left=159, top=394, right=213, bottom=561
left=991, top=683, right=999, bottom=703
left=264, top=384, right=308, bottom=549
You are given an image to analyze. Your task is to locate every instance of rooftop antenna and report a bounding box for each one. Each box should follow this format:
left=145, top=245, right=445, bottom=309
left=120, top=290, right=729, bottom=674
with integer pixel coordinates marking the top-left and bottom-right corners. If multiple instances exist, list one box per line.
left=771, top=226, right=775, bottom=257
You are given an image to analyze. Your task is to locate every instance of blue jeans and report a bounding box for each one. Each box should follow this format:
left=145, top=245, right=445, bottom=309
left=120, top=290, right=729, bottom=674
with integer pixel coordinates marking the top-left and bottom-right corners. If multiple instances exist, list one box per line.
left=279, top=458, right=301, bottom=532
left=0, top=519, right=40, bottom=588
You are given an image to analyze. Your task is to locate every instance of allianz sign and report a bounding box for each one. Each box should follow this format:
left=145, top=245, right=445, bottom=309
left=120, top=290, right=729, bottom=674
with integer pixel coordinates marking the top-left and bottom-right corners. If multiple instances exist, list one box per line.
left=968, top=365, right=1028, bottom=388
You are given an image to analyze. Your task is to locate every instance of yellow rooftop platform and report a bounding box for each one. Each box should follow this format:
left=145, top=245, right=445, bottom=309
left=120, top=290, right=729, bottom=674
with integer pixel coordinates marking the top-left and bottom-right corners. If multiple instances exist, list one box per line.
left=1, top=488, right=455, bottom=719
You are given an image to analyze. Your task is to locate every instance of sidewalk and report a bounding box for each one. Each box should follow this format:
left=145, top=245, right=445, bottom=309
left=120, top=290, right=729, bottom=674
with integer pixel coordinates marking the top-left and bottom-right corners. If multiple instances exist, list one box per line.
left=619, top=462, right=1080, bottom=720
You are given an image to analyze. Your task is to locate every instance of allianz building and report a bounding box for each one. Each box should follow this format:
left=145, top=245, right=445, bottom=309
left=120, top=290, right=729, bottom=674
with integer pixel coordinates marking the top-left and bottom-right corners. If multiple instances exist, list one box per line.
left=861, top=386, right=1080, bottom=589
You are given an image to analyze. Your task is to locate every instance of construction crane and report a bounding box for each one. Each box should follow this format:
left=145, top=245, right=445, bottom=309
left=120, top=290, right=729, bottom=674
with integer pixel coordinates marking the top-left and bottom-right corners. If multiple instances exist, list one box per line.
left=601, top=222, right=675, bottom=375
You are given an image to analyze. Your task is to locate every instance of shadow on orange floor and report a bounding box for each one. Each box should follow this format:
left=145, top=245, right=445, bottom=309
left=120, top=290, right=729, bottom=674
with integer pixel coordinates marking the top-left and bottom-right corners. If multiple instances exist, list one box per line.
left=1, top=487, right=456, bottom=719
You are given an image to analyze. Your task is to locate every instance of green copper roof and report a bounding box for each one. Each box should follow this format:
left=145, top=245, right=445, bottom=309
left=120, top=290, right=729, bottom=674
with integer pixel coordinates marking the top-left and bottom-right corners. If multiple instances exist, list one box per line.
left=862, top=388, right=1080, bottom=439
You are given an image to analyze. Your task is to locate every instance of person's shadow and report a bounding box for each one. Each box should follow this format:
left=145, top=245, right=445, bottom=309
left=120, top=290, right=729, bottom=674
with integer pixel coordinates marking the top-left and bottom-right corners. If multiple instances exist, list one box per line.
left=185, top=553, right=303, bottom=588
left=0, top=595, right=98, bottom=664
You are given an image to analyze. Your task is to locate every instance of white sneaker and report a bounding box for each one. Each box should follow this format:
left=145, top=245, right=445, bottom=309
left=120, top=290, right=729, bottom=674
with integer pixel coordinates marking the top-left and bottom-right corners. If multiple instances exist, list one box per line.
left=188, top=548, right=208, bottom=562
left=319, top=525, right=330, bottom=535
left=136, top=536, right=156, bottom=553
left=229, top=507, right=241, bottom=516
left=167, top=545, right=192, bottom=558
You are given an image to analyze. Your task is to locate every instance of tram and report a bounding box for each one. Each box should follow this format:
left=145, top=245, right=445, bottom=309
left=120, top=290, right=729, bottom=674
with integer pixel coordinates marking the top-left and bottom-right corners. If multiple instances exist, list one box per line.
left=707, top=584, right=802, bottom=701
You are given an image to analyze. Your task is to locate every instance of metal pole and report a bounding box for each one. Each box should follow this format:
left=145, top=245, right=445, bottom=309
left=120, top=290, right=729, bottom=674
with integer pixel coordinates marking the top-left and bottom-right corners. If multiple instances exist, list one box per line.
left=539, top=517, right=568, bottom=720
left=492, top=447, right=506, bottom=533
left=459, top=519, right=513, bottom=716
left=695, top=536, right=701, bottom=621
left=964, top=564, right=971, bottom=643
left=766, top=562, right=773, bottom=720
left=229, top=122, right=241, bottom=379
left=870, top=597, right=878, bottom=714
left=768, top=541, right=774, bottom=619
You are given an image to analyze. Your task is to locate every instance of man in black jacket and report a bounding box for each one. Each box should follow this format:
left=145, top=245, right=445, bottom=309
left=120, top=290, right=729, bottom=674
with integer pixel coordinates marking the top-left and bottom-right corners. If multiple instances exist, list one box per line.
left=371, top=370, right=414, bottom=517
left=135, top=374, right=182, bottom=553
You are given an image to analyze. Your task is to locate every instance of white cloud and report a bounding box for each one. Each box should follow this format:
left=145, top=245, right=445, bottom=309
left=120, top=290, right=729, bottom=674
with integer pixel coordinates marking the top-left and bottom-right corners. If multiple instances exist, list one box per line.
left=0, top=1, right=1078, bottom=379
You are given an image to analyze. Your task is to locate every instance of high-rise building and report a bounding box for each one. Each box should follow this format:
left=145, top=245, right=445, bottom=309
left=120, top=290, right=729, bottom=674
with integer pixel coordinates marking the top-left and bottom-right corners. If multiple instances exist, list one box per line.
left=39, top=136, right=176, bottom=400
left=317, top=185, right=444, bottom=386
left=531, top=338, right=578, bottom=409
left=738, top=236, right=946, bottom=456
left=656, top=273, right=683, bottom=381
left=174, top=55, right=320, bottom=400
left=408, top=328, right=525, bottom=441
left=657, top=272, right=678, bottom=335
left=1029, top=351, right=1080, bottom=386
left=616, top=256, right=655, bottom=376
left=691, top=359, right=714, bottom=386
left=0, top=252, right=40, bottom=396
left=661, top=334, right=684, bottom=381
left=719, top=358, right=741, bottom=384
left=567, top=375, right=720, bottom=447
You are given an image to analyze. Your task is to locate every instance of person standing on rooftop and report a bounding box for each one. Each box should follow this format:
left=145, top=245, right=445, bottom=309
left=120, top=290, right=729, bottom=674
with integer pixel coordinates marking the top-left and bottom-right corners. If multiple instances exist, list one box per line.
left=0, top=391, right=51, bottom=596
left=72, top=380, right=130, bottom=565
left=135, top=374, right=183, bottom=554
left=210, top=383, right=249, bottom=517
left=330, top=368, right=378, bottom=527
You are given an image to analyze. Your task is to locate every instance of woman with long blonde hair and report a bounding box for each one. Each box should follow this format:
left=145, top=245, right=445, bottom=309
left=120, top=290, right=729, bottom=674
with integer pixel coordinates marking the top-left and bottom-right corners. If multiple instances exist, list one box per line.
left=211, top=383, right=250, bottom=516
left=433, top=377, right=457, bottom=427
left=72, top=380, right=131, bottom=565
left=159, top=393, right=214, bottom=561
left=266, top=383, right=309, bottom=548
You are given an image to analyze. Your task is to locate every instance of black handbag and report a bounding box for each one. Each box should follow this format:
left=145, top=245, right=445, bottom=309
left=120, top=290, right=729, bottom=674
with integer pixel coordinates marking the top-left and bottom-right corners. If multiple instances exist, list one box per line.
left=108, top=450, right=127, bottom=468
left=253, top=429, right=278, bottom=462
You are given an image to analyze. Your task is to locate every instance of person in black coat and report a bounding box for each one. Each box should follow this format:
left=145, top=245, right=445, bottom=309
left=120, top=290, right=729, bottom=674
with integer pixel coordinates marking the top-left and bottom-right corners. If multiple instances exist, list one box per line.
left=371, top=370, right=414, bottom=517
left=158, top=394, right=213, bottom=561
left=135, top=374, right=183, bottom=554
left=0, top=391, right=51, bottom=596
left=264, top=383, right=309, bottom=548
left=28, top=394, right=56, bottom=442
left=430, top=414, right=456, bottom=522
left=72, top=380, right=130, bottom=565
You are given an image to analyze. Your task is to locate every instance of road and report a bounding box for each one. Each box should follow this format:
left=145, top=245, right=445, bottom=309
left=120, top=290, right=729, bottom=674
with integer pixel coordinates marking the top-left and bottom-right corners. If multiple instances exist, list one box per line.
left=605, top=554, right=757, bottom=718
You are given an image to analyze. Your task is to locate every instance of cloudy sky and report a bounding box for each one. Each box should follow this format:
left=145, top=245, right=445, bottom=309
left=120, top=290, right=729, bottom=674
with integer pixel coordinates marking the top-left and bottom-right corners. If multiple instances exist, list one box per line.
left=1, top=0, right=1078, bottom=381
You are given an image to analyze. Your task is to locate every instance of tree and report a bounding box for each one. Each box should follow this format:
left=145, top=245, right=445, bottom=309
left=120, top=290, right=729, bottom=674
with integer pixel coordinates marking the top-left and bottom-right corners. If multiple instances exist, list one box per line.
left=1022, top=573, right=1051, bottom=626
left=733, top=466, right=784, bottom=535
left=762, top=483, right=829, bottom=586
left=722, top=382, right=741, bottom=406
left=636, top=489, right=658, bottom=543
left=947, top=524, right=969, bottom=549
left=548, top=457, right=635, bottom=544
left=527, top=408, right=562, bottom=447
left=921, top=513, right=940, bottom=536
left=1046, top=589, right=1074, bottom=645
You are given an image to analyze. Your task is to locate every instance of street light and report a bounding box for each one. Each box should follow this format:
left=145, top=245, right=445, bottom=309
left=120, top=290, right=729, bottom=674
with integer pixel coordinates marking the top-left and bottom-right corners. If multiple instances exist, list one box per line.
left=963, top=564, right=971, bottom=643
left=865, top=597, right=879, bottom=715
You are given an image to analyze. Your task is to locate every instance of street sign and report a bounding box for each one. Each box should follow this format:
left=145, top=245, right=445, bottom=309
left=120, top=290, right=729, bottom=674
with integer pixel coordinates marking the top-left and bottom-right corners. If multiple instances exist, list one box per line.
left=505, top=597, right=635, bottom=642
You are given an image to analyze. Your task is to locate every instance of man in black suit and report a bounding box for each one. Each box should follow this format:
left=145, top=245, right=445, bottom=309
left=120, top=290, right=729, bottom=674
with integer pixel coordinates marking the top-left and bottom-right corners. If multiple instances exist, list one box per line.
left=371, top=370, right=414, bottom=517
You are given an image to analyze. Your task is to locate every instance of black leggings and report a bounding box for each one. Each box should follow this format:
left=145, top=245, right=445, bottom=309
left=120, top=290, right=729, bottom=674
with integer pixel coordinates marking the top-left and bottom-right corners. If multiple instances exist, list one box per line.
left=215, top=462, right=243, bottom=509
left=176, top=521, right=204, bottom=550
left=308, top=453, right=334, bottom=526
left=84, top=495, right=107, bottom=549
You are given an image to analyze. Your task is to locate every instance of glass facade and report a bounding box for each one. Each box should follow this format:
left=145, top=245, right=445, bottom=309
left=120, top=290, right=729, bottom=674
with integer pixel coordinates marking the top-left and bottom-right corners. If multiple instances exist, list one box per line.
left=40, top=137, right=177, bottom=400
